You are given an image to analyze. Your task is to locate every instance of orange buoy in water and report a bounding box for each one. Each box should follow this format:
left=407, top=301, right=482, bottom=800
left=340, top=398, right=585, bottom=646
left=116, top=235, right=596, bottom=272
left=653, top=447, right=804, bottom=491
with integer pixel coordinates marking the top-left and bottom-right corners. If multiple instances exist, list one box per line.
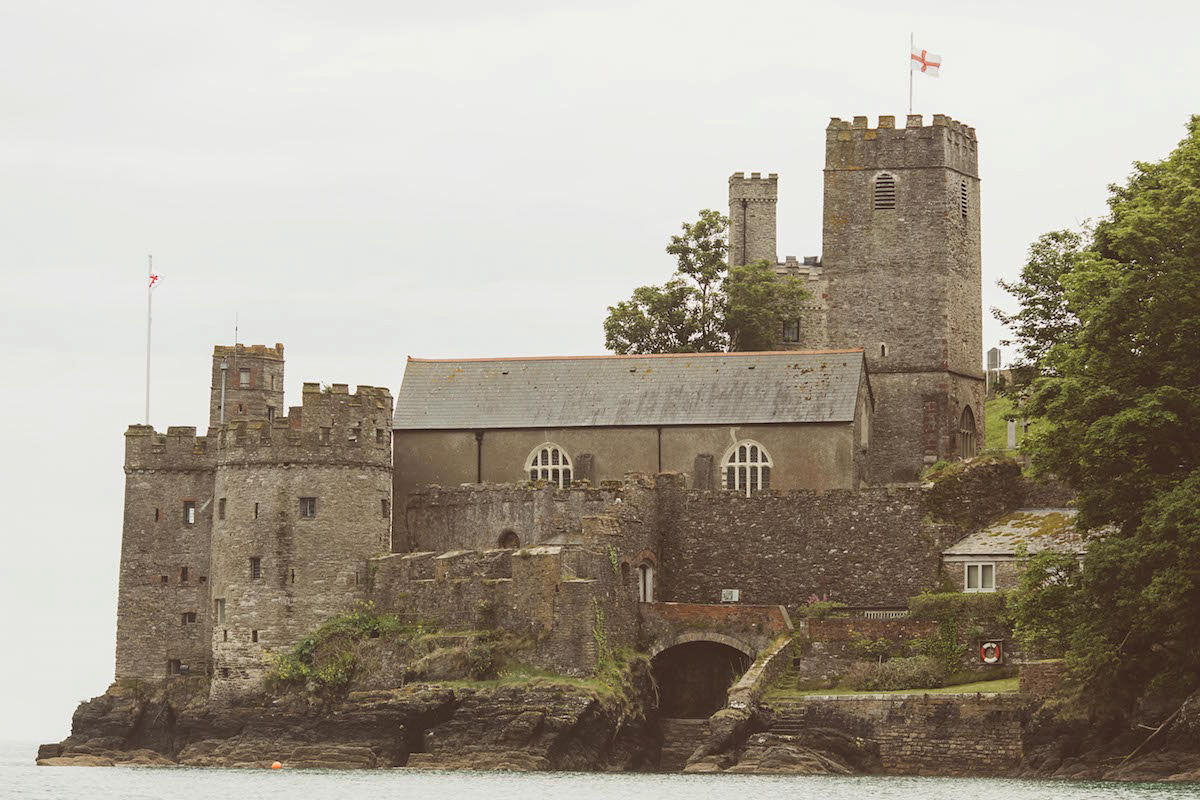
left=271, top=761, right=283, bottom=770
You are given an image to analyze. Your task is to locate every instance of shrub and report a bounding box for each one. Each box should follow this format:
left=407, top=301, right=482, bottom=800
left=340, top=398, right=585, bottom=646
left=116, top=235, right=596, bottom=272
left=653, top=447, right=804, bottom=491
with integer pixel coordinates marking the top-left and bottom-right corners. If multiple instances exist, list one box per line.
left=800, top=601, right=847, bottom=620
left=844, top=655, right=948, bottom=691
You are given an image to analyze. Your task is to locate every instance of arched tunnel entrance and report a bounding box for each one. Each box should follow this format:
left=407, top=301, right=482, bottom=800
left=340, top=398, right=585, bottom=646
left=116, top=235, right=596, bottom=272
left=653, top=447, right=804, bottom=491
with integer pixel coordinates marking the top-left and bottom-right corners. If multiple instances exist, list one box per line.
left=650, top=640, right=753, bottom=718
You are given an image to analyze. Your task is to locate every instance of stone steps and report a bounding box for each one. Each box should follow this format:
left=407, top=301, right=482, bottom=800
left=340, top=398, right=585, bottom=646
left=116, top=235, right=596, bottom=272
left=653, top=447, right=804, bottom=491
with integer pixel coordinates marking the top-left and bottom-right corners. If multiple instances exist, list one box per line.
left=659, top=718, right=710, bottom=772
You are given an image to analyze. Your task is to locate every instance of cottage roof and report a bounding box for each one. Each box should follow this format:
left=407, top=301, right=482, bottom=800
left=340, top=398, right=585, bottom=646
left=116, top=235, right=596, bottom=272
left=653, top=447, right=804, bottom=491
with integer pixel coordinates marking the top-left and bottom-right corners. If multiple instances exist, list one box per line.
left=393, top=349, right=868, bottom=430
left=941, top=508, right=1087, bottom=560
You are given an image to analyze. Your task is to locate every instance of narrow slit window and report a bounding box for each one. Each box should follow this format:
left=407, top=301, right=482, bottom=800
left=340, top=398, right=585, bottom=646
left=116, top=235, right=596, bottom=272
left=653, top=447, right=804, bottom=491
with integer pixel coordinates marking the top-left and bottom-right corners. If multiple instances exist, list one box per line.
left=874, top=172, right=896, bottom=209
left=250, top=557, right=262, bottom=580
left=183, top=501, right=196, bottom=525
left=251, top=630, right=259, bottom=643
left=381, top=499, right=390, bottom=519
left=218, top=498, right=226, bottom=521
left=960, top=180, right=969, bottom=219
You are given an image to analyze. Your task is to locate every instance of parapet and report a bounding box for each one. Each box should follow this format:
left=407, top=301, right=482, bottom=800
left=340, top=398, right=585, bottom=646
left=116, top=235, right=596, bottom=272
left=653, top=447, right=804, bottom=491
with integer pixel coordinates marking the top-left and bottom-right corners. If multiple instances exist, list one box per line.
left=729, top=172, right=779, bottom=202
left=825, top=114, right=977, bottom=175
left=212, top=342, right=284, bottom=361
left=215, top=383, right=393, bottom=467
left=124, top=424, right=213, bottom=471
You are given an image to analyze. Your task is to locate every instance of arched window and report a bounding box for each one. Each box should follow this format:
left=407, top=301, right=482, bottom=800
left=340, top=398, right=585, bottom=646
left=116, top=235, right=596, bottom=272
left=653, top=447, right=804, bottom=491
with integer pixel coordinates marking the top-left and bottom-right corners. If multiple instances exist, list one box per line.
left=959, top=406, right=977, bottom=460
left=638, top=562, right=654, bottom=603
left=498, top=530, right=520, bottom=549
left=960, top=180, right=969, bottom=220
left=525, top=443, right=573, bottom=488
left=873, top=172, right=896, bottom=210
left=723, top=441, right=772, bottom=497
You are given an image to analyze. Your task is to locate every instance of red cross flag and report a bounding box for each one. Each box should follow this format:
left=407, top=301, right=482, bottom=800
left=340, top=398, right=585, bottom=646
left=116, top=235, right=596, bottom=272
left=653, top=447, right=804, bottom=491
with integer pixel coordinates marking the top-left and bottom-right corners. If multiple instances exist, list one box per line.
left=148, top=273, right=159, bottom=289
left=911, top=46, right=942, bottom=78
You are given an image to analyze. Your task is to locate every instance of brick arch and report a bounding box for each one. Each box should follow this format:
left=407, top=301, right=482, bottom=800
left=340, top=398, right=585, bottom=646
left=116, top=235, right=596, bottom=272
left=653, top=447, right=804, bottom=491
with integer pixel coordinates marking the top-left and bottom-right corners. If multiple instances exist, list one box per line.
left=649, top=631, right=757, bottom=660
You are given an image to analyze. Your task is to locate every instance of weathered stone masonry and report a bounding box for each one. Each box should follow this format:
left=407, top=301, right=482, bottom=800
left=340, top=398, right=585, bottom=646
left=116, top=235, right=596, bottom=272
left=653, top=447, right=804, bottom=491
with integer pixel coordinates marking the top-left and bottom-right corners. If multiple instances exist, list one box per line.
left=116, top=426, right=215, bottom=679
left=209, top=382, right=392, bottom=700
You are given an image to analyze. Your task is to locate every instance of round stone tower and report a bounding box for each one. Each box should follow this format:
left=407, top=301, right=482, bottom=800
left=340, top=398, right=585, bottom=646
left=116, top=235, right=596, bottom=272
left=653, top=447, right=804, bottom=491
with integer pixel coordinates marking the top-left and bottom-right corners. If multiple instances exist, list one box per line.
left=208, top=382, right=393, bottom=699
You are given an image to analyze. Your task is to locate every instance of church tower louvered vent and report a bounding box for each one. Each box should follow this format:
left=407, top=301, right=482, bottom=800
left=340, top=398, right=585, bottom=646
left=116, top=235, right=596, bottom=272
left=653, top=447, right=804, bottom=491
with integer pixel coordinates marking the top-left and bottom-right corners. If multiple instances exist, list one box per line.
left=960, top=180, right=969, bottom=219
left=873, top=172, right=896, bottom=209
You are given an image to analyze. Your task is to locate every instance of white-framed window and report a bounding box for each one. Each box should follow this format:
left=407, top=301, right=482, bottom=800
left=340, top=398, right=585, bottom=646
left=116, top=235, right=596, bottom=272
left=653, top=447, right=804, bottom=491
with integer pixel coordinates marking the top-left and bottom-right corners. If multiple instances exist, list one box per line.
left=964, top=562, right=995, bottom=593
left=723, top=440, right=773, bottom=497
left=525, top=443, right=573, bottom=488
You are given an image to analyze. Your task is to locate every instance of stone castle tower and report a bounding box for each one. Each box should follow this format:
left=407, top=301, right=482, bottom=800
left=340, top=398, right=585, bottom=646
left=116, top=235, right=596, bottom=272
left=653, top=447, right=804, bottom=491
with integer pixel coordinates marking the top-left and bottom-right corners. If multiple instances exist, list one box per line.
left=113, top=344, right=392, bottom=693
left=209, top=381, right=392, bottom=698
left=730, top=114, right=985, bottom=482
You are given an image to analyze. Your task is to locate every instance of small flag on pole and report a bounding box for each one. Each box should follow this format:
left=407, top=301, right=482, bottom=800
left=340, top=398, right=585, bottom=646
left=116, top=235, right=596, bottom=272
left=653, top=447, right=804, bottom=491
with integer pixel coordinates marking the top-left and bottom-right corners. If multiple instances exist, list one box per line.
left=911, top=46, right=942, bottom=77
left=148, top=273, right=160, bottom=289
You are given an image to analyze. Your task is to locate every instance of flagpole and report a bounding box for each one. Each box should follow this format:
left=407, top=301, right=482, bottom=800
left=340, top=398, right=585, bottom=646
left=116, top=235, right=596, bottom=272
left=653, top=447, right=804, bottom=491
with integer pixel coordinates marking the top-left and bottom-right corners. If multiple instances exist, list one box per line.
left=145, top=254, right=152, bottom=424
left=909, top=32, right=914, bottom=115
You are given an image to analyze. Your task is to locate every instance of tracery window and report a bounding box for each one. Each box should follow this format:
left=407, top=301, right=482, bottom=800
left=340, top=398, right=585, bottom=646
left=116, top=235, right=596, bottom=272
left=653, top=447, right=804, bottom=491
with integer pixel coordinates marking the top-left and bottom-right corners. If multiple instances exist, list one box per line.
left=723, top=441, right=773, bottom=497
left=526, top=443, right=573, bottom=488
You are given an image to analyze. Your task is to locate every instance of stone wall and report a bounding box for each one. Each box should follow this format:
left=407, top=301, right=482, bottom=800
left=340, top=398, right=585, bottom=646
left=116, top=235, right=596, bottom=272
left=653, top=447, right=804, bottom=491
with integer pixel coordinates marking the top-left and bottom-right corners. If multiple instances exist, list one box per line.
left=403, top=483, right=624, bottom=553
left=821, top=115, right=984, bottom=482
left=208, top=343, right=285, bottom=429
left=115, top=426, right=215, bottom=680
left=769, top=693, right=1024, bottom=775
left=369, top=544, right=636, bottom=675
left=209, top=383, right=393, bottom=701
left=1019, top=660, right=1066, bottom=700
left=658, top=486, right=954, bottom=609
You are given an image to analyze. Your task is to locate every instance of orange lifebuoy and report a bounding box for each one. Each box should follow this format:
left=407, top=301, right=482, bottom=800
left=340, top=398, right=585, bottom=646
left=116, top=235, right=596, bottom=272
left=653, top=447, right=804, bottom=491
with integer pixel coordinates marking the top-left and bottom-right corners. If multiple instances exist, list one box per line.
left=271, top=761, right=282, bottom=770
left=980, top=641, right=1001, bottom=664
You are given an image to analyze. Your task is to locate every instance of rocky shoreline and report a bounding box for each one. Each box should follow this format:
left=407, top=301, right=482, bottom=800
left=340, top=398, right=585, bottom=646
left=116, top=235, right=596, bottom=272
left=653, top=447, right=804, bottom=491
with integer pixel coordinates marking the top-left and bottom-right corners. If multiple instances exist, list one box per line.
left=38, top=679, right=1200, bottom=782
left=38, top=677, right=657, bottom=771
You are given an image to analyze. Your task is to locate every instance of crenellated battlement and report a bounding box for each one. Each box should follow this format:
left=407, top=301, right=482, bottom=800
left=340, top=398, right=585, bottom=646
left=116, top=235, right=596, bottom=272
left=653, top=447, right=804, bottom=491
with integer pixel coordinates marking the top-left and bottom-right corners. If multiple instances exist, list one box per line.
left=124, top=424, right=213, bottom=471
left=214, top=383, right=392, bottom=466
left=212, top=342, right=284, bottom=361
left=728, top=172, right=779, bottom=202
left=825, top=114, right=977, bottom=176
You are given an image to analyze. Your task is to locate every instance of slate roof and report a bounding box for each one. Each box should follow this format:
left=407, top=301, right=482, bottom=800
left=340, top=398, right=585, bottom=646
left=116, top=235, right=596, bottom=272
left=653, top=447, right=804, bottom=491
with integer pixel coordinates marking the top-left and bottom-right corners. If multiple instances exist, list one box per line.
left=393, top=349, right=867, bottom=430
left=942, top=509, right=1087, bottom=559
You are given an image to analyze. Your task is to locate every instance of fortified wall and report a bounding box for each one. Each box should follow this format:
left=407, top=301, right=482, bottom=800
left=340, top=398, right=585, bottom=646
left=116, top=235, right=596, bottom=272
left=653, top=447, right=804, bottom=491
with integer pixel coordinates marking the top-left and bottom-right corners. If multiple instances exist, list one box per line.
left=116, top=426, right=215, bottom=679
left=209, top=382, right=393, bottom=700
left=370, top=543, right=636, bottom=675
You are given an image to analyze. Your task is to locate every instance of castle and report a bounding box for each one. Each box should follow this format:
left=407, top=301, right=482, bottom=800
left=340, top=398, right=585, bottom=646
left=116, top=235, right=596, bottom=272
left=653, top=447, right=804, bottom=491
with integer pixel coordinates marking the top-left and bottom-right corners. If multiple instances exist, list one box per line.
left=113, top=114, right=991, bottom=700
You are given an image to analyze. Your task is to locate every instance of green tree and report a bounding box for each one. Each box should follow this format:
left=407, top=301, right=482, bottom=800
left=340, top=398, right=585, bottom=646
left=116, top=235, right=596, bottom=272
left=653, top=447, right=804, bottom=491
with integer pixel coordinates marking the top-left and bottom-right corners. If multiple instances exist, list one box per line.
left=993, top=228, right=1086, bottom=383
left=1002, top=117, right=1200, bottom=711
left=604, top=210, right=810, bottom=354
left=1006, top=549, right=1083, bottom=659
left=1025, top=117, right=1200, bottom=532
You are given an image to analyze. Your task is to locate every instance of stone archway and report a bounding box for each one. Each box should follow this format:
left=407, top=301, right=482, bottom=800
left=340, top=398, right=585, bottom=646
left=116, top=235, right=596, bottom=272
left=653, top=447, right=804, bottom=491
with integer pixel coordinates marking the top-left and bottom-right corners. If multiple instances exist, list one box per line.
left=650, top=635, right=755, bottom=718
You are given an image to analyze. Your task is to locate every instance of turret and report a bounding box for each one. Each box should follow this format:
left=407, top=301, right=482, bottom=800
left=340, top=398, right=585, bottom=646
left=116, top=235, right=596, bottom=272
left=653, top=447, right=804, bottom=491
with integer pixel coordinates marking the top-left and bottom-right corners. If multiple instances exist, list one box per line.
left=728, top=172, right=778, bottom=267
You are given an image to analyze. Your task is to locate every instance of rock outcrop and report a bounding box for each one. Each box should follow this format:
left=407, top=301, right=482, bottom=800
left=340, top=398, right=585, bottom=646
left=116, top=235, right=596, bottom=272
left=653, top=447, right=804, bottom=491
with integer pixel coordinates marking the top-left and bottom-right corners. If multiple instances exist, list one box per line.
left=40, top=676, right=656, bottom=771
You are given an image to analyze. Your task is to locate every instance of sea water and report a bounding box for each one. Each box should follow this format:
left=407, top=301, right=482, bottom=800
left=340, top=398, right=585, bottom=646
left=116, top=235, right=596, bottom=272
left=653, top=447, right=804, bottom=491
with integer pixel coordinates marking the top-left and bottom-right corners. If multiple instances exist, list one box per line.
left=1, top=741, right=1193, bottom=800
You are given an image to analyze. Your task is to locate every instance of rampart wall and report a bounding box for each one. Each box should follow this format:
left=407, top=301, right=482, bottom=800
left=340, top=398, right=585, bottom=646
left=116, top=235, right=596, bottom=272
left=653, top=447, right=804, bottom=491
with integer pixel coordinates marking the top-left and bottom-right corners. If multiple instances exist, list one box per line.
left=116, top=426, right=215, bottom=679
left=403, top=483, right=624, bottom=553
left=209, top=383, right=393, bottom=701
left=769, top=693, right=1024, bottom=775
left=369, top=544, right=637, bottom=675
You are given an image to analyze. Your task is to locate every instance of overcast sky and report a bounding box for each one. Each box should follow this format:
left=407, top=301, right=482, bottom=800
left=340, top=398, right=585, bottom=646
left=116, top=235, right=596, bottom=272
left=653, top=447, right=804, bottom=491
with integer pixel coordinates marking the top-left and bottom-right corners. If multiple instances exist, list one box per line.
left=2, top=0, right=1197, bottom=743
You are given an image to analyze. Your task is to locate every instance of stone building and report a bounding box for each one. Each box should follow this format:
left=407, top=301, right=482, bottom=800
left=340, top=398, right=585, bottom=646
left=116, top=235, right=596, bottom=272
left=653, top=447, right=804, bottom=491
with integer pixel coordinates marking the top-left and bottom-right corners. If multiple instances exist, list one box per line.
left=733, top=114, right=985, bottom=483
left=114, top=343, right=393, bottom=690
left=391, top=349, right=872, bottom=546
left=110, top=113, right=997, bottom=695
